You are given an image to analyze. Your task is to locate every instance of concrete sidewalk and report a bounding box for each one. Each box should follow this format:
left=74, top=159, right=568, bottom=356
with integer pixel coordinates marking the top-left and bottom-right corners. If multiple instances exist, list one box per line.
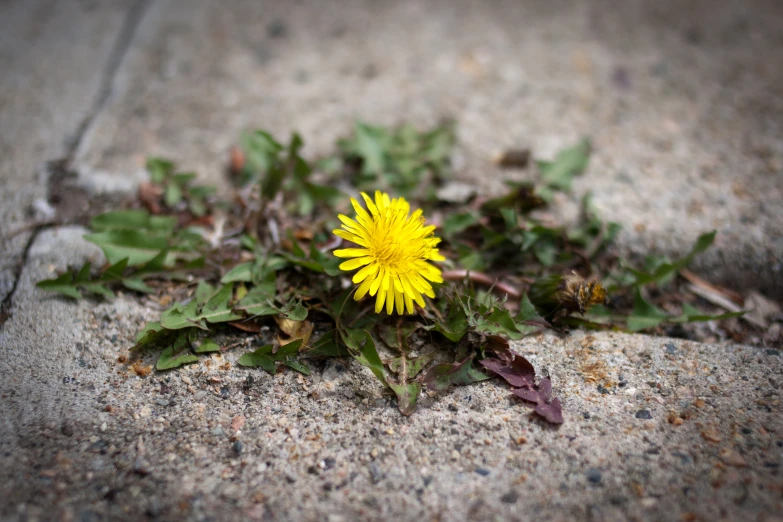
left=1, top=1, right=782, bottom=521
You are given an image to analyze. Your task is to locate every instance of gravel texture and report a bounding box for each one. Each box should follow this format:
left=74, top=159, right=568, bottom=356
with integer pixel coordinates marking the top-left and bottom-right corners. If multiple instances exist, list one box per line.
left=1, top=1, right=783, bottom=521
left=1, top=229, right=782, bottom=521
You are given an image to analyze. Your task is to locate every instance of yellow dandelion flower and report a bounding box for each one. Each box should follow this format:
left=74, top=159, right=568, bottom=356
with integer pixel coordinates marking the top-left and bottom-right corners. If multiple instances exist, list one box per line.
left=333, top=191, right=445, bottom=315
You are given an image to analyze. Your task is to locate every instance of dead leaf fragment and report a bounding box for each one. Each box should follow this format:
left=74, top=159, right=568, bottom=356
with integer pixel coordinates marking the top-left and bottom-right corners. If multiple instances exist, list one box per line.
left=275, top=317, right=313, bottom=347
left=228, top=320, right=262, bottom=333
left=493, top=149, right=531, bottom=169
left=131, top=362, right=152, bottom=377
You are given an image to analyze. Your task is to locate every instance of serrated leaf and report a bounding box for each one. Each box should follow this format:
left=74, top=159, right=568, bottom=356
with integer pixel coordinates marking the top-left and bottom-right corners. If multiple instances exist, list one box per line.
left=82, top=283, right=115, bottom=299
left=36, top=271, right=82, bottom=299
left=101, top=258, right=130, bottom=280
left=377, top=322, right=420, bottom=353
left=74, top=262, right=91, bottom=284
left=626, top=288, right=669, bottom=331
left=83, top=230, right=175, bottom=267
left=537, top=138, right=590, bottom=191
left=423, top=305, right=468, bottom=342
left=422, top=356, right=490, bottom=393
left=160, top=284, right=243, bottom=330
left=160, top=300, right=205, bottom=330
left=631, top=231, right=717, bottom=287
left=156, top=333, right=199, bottom=370
left=353, top=123, right=386, bottom=175
left=199, top=284, right=244, bottom=324
left=277, top=298, right=307, bottom=321
left=234, top=281, right=278, bottom=317
left=472, top=306, right=532, bottom=340
left=122, top=278, right=154, bottom=294
left=387, top=353, right=434, bottom=380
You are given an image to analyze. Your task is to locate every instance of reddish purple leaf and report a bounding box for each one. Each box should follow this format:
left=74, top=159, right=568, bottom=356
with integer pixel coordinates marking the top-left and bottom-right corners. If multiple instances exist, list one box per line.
left=484, top=335, right=514, bottom=362
left=511, top=377, right=563, bottom=424
left=479, top=355, right=535, bottom=388
left=535, top=396, right=563, bottom=424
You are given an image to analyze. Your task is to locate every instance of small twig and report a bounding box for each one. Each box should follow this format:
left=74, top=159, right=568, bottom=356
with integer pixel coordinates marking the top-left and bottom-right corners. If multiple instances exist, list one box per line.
left=268, top=217, right=280, bottom=246
left=441, top=270, right=521, bottom=299
left=424, top=296, right=444, bottom=321
left=680, top=268, right=743, bottom=305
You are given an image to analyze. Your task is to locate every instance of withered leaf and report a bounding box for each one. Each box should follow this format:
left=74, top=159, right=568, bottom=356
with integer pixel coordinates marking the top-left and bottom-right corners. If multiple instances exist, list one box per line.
left=478, top=355, right=535, bottom=389
left=484, top=335, right=514, bottom=363
left=511, top=377, right=563, bottom=424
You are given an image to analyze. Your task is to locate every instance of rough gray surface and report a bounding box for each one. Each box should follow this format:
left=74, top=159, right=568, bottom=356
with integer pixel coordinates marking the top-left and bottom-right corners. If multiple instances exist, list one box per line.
left=1, top=230, right=782, bottom=522
left=0, top=0, right=137, bottom=303
left=2, top=1, right=783, bottom=521
left=73, top=0, right=783, bottom=295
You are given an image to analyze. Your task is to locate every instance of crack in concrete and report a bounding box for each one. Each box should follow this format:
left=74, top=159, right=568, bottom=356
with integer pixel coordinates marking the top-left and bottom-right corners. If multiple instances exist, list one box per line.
left=65, top=0, right=153, bottom=159
left=0, top=0, right=153, bottom=328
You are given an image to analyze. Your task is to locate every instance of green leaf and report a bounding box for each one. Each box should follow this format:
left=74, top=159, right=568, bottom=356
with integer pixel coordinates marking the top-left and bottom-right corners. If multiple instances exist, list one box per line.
left=278, top=298, right=308, bottom=321
left=82, top=283, right=115, bottom=299
left=283, top=360, right=311, bottom=375
left=387, top=353, right=434, bottom=380
left=36, top=271, right=82, bottom=299
left=472, top=306, right=533, bottom=340
left=344, top=330, right=387, bottom=386
left=631, top=231, right=716, bottom=287
left=83, top=230, right=175, bottom=267
left=164, top=182, right=183, bottom=208
left=200, top=284, right=244, bottom=323
left=121, top=277, right=154, bottom=294
left=423, top=304, right=469, bottom=342
left=674, top=303, right=745, bottom=323
left=91, top=210, right=176, bottom=234
left=221, top=262, right=253, bottom=283
left=353, top=123, right=386, bottom=175
left=160, top=300, right=205, bottom=330
left=517, top=293, right=539, bottom=322
left=135, top=321, right=166, bottom=346
left=442, top=212, right=479, bottom=238
left=421, top=356, right=490, bottom=393
left=237, top=348, right=277, bottom=373
left=156, top=332, right=199, bottom=370
left=302, top=332, right=351, bottom=358
left=234, top=280, right=278, bottom=317
left=626, top=288, right=669, bottom=331
left=537, top=138, right=591, bottom=191
left=195, top=338, right=221, bottom=353
left=241, top=130, right=285, bottom=185
left=195, top=281, right=215, bottom=303
left=146, top=157, right=175, bottom=184
left=388, top=382, right=421, bottom=416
